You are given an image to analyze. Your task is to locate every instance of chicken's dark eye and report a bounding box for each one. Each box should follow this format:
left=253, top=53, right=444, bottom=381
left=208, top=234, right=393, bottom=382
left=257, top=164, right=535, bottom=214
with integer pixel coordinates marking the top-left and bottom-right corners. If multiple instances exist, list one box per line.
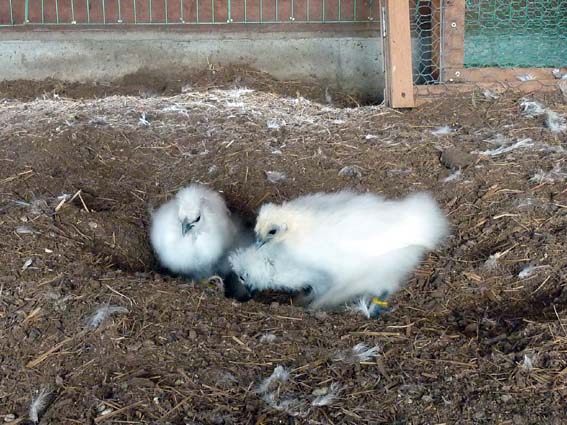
left=268, top=228, right=277, bottom=235
left=194, top=215, right=201, bottom=223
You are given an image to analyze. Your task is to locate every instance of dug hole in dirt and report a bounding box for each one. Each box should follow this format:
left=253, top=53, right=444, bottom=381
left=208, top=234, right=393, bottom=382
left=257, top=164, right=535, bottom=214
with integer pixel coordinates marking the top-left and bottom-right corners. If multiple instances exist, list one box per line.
left=1, top=66, right=566, bottom=424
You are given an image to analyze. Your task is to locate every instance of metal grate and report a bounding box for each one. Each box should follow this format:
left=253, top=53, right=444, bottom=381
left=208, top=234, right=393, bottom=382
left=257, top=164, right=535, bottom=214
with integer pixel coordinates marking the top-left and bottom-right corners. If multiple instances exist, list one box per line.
left=464, top=0, right=567, bottom=68
left=410, top=0, right=441, bottom=84
left=0, top=0, right=380, bottom=25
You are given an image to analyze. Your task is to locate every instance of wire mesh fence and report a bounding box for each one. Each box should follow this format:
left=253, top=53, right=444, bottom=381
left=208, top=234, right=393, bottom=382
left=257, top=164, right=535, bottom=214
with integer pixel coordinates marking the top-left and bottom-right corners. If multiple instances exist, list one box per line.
left=464, top=0, right=567, bottom=68
left=410, top=0, right=567, bottom=85
left=410, top=0, right=441, bottom=84
left=0, top=0, right=380, bottom=25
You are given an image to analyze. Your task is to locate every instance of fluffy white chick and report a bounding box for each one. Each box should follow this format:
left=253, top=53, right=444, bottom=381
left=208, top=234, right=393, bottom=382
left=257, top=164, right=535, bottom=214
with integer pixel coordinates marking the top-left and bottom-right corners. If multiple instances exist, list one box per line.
left=228, top=243, right=331, bottom=296
left=254, top=191, right=449, bottom=308
left=150, top=184, right=238, bottom=280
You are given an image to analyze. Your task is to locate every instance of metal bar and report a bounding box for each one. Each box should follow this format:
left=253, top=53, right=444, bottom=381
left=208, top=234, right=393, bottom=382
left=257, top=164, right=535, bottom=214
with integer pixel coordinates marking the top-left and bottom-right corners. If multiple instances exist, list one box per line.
left=306, top=0, right=309, bottom=21
left=101, top=0, right=105, bottom=24
left=179, top=0, right=183, bottom=22
left=337, top=0, right=340, bottom=21
left=133, top=0, right=136, bottom=23
left=290, top=0, right=293, bottom=20
left=259, top=0, right=262, bottom=23
left=243, top=0, right=246, bottom=22
left=117, top=0, right=121, bottom=22
left=70, top=0, right=75, bottom=23
left=210, top=0, right=213, bottom=23
left=275, top=0, right=278, bottom=21
left=41, top=0, right=45, bottom=23
left=227, top=0, right=231, bottom=21
left=55, top=0, right=59, bottom=23
left=24, top=0, right=28, bottom=22
left=195, top=0, right=198, bottom=22
left=321, top=0, right=325, bottom=22
left=353, top=0, right=356, bottom=21
left=86, top=0, right=90, bottom=23
left=149, top=0, right=152, bottom=22
left=164, top=0, right=168, bottom=23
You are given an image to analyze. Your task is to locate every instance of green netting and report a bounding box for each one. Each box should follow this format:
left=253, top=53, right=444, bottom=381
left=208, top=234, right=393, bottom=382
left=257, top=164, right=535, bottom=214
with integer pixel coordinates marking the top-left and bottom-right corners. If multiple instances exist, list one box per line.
left=465, top=0, right=567, bottom=68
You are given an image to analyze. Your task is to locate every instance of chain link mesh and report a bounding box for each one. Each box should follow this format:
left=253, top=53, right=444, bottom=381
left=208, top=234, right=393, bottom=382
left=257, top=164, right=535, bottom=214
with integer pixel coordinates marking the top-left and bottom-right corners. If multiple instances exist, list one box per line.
left=464, top=0, right=567, bottom=68
left=410, top=0, right=441, bottom=85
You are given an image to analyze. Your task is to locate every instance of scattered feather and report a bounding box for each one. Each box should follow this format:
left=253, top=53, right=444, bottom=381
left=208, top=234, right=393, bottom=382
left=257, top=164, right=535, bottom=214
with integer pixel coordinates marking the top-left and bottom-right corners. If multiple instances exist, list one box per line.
left=482, top=253, right=502, bottom=271
left=16, top=225, right=37, bottom=235
left=482, top=89, right=499, bottom=99
left=267, top=119, right=284, bottom=130
left=443, top=169, right=462, bottom=183
left=517, top=74, right=535, bottom=81
left=29, top=387, right=51, bottom=424
left=544, top=110, right=567, bottom=133
left=257, top=366, right=290, bottom=395
left=431, top=125, right=454, bottom=136
left=259, top=333, right=277, bottom=343
left=475, top=138, right=533, bottom=156
left=261, top=393, right=306, bottom=417
left=324, top=87, right=333, bottom=104
left=336, top=343, right=380, bottom=363
left=365, top=134, right=379, bottom=140
left=265, top=171, right=287, bottom=184
left=518, top=265, right=549, bottom=279
left=521, top=354, right=534, bottom=371
left=138, top=113, right=150, bottom=126
left=227, top=87, right=254, bottom=97
left=22, top=258, right=33, bottom=271
left=89, top=116, right=108, bottom=126
left=312, top=383, right=340, bottom=407
left=338, top=165, right=363, bottom=179
left=552, top=69, right=565, bottom=79
left=530, top=164, right=567, bottom=183
left=87, top=305, right=129, bottom=329
left=520, top=100, right=545, bottom=117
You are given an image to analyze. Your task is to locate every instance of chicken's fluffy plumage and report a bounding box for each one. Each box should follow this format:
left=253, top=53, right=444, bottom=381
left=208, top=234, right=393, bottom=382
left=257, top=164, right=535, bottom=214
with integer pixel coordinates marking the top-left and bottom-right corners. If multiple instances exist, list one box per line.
left=150, top=184, right=239, bottom=279
left=253, top=190, right=449, bottom=308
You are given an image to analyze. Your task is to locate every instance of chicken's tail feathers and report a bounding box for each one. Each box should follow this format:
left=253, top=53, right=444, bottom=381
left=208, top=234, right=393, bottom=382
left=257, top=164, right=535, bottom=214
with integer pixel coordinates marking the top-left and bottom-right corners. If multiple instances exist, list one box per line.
left=402, top=192, right=450, bottom=250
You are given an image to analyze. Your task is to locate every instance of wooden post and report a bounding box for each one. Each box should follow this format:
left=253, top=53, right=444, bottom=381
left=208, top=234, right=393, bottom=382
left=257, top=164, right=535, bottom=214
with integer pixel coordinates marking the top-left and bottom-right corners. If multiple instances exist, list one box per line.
left=441, top=0, right=466, bottom=82
left=383, top=0, right=415, bottom=108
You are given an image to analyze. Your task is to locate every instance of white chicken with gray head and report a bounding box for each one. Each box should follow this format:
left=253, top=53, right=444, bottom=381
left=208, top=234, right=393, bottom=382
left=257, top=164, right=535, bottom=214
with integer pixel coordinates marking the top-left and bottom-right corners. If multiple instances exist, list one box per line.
left=150, top=184, right=240, bottom=280
left=229, top=242, right=330, bottom=296
left=252, top=190, right=449, bottom=309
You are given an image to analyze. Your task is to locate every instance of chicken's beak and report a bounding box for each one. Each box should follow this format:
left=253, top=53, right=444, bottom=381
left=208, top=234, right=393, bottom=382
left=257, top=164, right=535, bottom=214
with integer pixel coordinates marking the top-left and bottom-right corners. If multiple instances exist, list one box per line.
left=181, top=220, right=194, bottom=236
left=255, top=239, right=266, bottom=249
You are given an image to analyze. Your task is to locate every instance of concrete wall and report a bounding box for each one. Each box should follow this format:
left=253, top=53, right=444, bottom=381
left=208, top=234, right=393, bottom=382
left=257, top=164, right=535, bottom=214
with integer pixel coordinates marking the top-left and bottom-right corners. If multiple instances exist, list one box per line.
left=0, top=30, right=385, bottom=98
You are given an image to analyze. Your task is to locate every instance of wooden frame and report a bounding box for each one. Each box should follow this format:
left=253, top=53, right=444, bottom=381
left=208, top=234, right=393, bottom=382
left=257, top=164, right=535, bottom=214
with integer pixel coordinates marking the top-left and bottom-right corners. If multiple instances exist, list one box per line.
left=411, top=0, right=566, bottom=103
left=382, top=0, right=415, bottom=108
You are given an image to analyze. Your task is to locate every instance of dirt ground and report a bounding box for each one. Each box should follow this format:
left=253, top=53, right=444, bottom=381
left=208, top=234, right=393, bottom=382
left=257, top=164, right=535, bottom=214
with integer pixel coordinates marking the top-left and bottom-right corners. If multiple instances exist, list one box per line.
left=0, top=68, right=566, bottom=424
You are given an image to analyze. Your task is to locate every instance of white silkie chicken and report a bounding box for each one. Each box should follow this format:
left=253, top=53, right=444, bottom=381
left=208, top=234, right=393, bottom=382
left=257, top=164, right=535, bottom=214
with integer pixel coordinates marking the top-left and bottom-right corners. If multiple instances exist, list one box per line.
left=229, top=242, right=331, bottom=296
left=252, top=190, right=449, bottom=309
left=150, top=184, right=245, bottom=282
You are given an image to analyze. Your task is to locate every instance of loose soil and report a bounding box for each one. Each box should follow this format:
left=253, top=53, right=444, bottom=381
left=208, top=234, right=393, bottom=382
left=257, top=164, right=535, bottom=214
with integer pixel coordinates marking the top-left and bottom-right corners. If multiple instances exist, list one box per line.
left=0, top=69, right=566, bottom=424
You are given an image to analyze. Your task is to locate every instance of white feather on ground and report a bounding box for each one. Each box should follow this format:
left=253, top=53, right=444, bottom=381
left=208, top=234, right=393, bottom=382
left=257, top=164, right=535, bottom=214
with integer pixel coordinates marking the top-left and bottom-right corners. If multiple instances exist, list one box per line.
left=335, top=343, right=381, bottom=363
left=29, top=387, right=51, bottom=423
left=312, top=383, right=341, bottom=407
left=87, top=305, right=129, bottom=329
left=150, top=184, right=244, bottom=280
left=252, top=190, right=449, bottom=308
left=256, top=366, right=290, bottom=395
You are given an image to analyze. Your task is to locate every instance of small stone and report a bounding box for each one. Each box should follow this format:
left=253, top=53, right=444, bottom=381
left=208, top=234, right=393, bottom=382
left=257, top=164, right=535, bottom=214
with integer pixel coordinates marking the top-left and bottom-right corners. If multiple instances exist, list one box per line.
left=312, top=387, right=329, bottom=396
left=100, top=408, right=114, bottom=416
left=440, top=148, right=475, bottom=170
left=501, top=394, right=513, bottom=403
left=88, top=221, right=98, bottom=229
left=4, top=414, right=16, bottom=423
